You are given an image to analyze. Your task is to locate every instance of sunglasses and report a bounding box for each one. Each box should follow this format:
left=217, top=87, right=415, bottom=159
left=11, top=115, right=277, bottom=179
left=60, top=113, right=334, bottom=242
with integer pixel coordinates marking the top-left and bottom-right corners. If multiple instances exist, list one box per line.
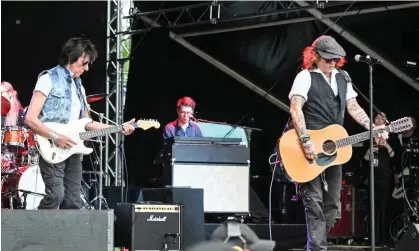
left=325, top=58, right=340, bottom=63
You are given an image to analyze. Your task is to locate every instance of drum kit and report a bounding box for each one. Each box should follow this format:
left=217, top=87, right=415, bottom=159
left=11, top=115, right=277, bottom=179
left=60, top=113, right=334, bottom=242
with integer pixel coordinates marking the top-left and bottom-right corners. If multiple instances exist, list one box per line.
left=1, top=98, right=44, bottom=209
left=1, top=92, right=108, bottom=210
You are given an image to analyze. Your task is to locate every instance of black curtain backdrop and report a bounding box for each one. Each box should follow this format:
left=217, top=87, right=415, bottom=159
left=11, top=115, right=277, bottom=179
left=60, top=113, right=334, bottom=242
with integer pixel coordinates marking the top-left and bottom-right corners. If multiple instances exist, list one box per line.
left=1, top=1, right=106, bottom=111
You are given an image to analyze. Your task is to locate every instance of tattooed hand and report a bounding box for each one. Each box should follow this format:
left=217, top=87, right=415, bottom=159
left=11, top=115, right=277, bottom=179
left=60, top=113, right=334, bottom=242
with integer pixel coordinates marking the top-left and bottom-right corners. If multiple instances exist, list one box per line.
left=302, top=140, right=317, bottom=160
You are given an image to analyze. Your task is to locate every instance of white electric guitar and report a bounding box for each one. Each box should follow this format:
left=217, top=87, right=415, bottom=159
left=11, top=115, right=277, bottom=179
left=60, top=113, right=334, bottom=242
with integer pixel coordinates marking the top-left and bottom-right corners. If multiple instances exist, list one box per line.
left=35, top=118, right=160, bottom=164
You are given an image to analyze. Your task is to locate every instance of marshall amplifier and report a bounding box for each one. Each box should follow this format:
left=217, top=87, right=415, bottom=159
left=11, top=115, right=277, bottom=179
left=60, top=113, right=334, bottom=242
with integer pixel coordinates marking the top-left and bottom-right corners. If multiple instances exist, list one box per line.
left=115, top=203, right=182, bottom=251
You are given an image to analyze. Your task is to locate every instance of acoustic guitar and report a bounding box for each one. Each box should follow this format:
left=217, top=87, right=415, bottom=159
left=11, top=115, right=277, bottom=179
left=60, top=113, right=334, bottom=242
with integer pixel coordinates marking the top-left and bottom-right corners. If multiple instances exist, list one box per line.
left=278, top=117, right=414, bottom=183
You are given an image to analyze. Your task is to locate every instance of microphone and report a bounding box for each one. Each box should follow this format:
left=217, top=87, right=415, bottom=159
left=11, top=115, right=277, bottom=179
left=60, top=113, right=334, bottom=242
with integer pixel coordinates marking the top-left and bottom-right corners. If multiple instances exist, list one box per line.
left=354, top=54, right=382, bottom=64
left=398, top=133, right=403, bottom=146
left=189, top=115, right=197, bottom=121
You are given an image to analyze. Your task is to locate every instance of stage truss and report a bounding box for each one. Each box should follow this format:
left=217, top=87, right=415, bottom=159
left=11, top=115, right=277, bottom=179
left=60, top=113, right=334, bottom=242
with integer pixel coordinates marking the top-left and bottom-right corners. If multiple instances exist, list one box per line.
left=105, top=0, right=133, bottom=186
left=106, top=0, right=419, bottom=186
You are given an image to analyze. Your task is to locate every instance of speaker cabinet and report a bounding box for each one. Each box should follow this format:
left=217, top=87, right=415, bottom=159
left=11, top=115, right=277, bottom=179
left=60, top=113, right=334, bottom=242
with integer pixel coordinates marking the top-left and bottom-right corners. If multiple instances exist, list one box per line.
left=172, top=163, right=249, bottom=213
left=164, top=142, right=250, bottom=213
left=1, top=210, right=114, bottom=251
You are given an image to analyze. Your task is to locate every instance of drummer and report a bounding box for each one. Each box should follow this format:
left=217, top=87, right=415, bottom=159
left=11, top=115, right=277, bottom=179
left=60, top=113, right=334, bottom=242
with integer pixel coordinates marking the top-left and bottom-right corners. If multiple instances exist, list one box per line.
left=1, top=81, right=23, bottom=128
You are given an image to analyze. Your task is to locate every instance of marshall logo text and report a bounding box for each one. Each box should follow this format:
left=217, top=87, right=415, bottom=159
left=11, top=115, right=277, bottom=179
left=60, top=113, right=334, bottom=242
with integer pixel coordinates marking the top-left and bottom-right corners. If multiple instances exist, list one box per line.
left=146, top=215, right=167, bottom=222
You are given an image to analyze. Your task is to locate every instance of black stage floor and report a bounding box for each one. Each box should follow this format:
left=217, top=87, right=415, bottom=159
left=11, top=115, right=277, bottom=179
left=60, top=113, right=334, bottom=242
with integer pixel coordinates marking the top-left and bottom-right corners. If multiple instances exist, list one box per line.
left=290, top=247, right=392, bottom=251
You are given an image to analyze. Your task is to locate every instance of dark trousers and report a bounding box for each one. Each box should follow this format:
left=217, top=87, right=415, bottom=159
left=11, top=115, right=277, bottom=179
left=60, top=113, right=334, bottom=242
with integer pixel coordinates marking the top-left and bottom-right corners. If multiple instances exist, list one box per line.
left=300, top=165, right=342, bottom=251
left=38, top=154, right=82, bottom=209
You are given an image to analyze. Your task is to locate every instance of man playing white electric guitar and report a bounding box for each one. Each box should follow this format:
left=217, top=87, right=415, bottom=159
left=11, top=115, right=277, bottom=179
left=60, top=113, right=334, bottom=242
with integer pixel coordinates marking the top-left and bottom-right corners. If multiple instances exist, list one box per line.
left=25, top=37, right=135, bottom=210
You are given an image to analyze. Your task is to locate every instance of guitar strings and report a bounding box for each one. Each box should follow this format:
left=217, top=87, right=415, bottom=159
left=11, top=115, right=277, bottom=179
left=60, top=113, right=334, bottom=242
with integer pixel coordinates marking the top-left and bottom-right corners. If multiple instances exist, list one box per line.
left=313, top=127, right=389, bottom=155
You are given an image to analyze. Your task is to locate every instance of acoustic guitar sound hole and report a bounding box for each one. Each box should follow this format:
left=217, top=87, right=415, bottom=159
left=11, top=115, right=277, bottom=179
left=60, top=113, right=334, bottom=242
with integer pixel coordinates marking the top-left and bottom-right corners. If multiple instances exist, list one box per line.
left=322, top=140, right=336, bottom=155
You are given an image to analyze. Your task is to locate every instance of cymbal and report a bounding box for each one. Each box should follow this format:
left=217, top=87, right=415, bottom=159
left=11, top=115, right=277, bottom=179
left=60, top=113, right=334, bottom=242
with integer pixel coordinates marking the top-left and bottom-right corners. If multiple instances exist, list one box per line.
left=86, top=93, right=107, bottom=103
left=1, top=96, right=11, bottom=116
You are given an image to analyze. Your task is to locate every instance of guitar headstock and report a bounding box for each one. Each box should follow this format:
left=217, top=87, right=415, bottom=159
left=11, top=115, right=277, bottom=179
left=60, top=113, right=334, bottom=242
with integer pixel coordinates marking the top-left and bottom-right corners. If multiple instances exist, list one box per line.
left=134, top=119, right=161, bottom=130
left=388, top=117, right=414, bottom=133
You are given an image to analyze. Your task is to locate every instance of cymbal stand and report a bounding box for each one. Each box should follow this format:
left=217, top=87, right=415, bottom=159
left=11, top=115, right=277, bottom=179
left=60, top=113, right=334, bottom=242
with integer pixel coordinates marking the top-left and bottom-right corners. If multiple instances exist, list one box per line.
left=80, top=179, right=93, bottom=210
left=86, top=108, right=117, bottom=210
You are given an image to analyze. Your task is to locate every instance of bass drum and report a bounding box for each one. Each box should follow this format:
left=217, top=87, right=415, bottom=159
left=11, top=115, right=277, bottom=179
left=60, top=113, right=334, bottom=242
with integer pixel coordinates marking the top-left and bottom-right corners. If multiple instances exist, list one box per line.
left=18, top=165, right=45, bottom=209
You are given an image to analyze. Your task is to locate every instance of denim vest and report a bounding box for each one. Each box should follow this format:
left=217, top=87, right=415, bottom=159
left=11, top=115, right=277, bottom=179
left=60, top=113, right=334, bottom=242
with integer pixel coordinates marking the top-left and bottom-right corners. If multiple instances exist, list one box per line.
left=38, top=65, right=86, bottom=124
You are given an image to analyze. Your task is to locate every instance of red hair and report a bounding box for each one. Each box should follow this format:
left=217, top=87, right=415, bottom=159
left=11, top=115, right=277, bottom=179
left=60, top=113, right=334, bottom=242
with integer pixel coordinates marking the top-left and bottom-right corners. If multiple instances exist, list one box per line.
left=176, top=96, right=196, bottom=109
left=301, top=46, right=347, bottom=70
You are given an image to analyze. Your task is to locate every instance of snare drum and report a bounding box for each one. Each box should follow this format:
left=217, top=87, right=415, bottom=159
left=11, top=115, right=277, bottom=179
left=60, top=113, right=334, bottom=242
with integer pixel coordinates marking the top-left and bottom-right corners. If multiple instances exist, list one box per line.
left=3, top=126, right=25, bottom=147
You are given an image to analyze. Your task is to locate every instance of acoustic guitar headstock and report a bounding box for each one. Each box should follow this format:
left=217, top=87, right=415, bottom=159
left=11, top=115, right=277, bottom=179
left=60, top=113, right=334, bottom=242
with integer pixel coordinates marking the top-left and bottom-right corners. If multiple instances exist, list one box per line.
left=388, top=117, right=414, bottom=133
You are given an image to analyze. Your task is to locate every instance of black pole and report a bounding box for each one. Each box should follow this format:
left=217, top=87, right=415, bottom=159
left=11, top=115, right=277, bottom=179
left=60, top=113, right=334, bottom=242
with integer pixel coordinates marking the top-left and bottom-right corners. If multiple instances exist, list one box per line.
left=369, top=64, right=375, bottom=251
left=120, top=144, right=125, bottom=203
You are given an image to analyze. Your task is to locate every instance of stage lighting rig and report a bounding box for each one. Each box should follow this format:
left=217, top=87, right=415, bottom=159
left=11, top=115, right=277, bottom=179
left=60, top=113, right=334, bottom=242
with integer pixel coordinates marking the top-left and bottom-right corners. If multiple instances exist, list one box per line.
left=315, top=0, right=329, bottom=9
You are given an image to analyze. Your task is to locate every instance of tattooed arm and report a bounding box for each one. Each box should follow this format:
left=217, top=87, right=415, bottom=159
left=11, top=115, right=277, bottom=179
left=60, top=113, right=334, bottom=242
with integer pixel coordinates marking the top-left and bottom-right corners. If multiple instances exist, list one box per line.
left=290, top=95, right=308, bottom=137
left=346, top=97, right=371, bottom=129
left=290, top=94, right=317, bottom=159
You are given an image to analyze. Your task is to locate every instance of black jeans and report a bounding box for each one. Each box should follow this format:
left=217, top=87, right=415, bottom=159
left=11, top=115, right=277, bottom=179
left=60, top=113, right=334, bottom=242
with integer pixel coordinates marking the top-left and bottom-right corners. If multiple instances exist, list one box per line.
left=300, top=165, right=342, bottom=251
left=38, top=154, right=82, bottom=209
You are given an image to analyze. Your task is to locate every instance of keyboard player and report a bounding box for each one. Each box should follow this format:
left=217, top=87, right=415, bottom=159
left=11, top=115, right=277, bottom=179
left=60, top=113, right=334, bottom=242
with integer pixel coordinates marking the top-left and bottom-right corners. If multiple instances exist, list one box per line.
left=163, top=96, right=203, bottom=140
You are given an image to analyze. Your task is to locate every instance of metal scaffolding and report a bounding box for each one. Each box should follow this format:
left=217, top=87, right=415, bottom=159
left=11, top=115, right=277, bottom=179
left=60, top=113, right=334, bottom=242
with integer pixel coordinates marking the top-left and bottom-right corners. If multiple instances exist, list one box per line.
left=126, top=1, right=351, bottom=29
left=105, top=0, right=132, bottom=186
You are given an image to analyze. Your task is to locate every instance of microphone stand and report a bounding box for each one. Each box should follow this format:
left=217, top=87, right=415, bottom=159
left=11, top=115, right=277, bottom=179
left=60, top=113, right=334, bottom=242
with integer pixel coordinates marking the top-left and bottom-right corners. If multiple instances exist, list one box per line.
left=195, top=118, right=262, bottom=133
left=195, top=117, right=262, bottom=142
left=352, top=57, right=385, bottom=251
left=368, top=62, right=376, bottom=251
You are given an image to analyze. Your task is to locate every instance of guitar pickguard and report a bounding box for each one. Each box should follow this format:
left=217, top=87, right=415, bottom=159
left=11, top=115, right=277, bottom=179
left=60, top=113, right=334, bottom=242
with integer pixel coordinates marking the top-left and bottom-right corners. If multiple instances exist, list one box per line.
left=315, top=153, right=337, bottom=166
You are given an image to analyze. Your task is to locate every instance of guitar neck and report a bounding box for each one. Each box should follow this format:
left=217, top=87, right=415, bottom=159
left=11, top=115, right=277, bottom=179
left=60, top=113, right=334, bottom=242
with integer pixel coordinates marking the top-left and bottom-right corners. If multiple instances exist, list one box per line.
left=79, top=123, right=131, bottom=140
left=336, top=126, right=389, bottom=148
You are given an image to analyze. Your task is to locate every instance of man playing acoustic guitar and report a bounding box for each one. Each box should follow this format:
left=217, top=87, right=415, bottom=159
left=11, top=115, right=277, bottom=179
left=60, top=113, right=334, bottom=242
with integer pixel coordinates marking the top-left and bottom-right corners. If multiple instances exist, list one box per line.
left=288, top=35, right=387, bottom=251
